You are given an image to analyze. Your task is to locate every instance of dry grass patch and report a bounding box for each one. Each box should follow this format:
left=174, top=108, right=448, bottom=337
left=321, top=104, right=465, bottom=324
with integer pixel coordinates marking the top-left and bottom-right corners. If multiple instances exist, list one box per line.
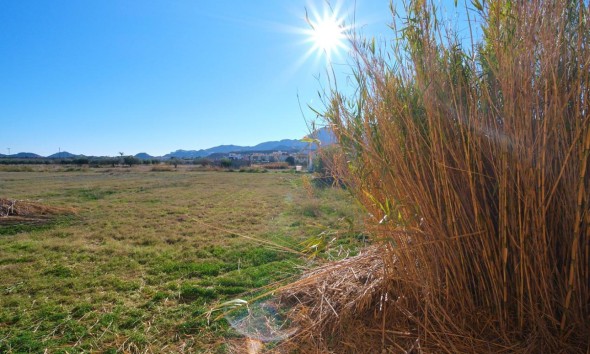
left=0, top=198, right=74, bottom=219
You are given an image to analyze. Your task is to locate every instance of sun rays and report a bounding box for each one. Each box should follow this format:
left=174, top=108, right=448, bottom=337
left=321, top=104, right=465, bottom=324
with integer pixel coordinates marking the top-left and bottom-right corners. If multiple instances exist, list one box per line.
left=303, top=3, right=349, bottom=62
left=294, top=1, right=352, bottom=69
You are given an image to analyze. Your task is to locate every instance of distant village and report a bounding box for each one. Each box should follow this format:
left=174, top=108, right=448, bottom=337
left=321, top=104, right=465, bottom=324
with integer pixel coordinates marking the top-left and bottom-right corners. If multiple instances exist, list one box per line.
left=213, top=150, right=310, bottom=165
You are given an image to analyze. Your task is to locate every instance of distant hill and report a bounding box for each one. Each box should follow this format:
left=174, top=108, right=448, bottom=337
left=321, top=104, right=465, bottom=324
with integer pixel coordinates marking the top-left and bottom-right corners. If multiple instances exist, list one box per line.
left=135, top=152, right=155, bottom=160
left=12, top=152, right=42, bottom=158
left=164, top=145, right=243, bottom=159
left=249, top=139, right=307, bottom=151
left=207, top=152, right=229, bottom=160
left=309, top=126, right=337, bottom=146
left=48, top=151, right=79, bottom=158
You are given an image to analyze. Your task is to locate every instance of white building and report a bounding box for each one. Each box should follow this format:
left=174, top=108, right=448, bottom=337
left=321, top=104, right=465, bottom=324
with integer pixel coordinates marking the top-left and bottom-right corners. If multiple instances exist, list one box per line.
left=228, top=153, right=243, bottom=160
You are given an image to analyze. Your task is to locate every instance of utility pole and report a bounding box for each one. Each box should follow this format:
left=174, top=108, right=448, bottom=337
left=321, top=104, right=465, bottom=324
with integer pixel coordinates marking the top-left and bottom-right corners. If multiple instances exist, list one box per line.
left=308, top=142, right=313, bottom=172
left=7, top=148, right=10, bottom=156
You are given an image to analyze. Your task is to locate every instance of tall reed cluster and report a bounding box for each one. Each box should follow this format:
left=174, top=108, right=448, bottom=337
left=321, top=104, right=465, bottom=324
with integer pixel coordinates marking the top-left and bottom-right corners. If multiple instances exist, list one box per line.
left=309, top=0, right=589, bottom=351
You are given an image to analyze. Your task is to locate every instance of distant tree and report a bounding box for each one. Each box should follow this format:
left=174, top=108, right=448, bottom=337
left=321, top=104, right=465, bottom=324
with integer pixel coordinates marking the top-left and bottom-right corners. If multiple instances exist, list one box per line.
left=169, top=158, right=180, bottom=168
left=117, top=152, right=125, bottom=166
left=220, top=158, right=232, bottom=168
left=194, top=158, right=212, bottom=166
left=285, top=156, right=296, bottom=166
left=73, top=157, right=89, bottom=166
left=123, top=156, right=140, bottom=166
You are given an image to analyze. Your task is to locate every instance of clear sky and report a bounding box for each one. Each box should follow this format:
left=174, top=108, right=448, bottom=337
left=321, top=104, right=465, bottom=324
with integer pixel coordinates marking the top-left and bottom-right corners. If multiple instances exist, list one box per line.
left=0, top=1, right=386, bottom=156
left=0, top=0, right=466, bottom=157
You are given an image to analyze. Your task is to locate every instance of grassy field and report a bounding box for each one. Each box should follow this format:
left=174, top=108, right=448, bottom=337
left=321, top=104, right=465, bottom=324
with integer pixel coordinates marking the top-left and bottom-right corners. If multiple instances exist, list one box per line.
left=0, top=166, right=362, bottom=353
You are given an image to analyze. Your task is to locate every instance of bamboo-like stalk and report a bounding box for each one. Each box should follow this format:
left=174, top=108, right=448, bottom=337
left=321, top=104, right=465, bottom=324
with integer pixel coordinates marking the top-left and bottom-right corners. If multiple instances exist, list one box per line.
left=562, top=122, right=590, bottom=330
left=282, top=0, right=590, bottom=352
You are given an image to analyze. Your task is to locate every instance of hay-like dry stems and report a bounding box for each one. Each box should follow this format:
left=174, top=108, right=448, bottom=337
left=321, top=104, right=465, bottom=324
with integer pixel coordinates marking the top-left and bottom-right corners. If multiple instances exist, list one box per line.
left=281, top=1, right=590, bottom=352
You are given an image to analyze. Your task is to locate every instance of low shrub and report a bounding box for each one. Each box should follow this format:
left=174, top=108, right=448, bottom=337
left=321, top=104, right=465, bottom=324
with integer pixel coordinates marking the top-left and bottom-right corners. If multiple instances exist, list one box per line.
left=150, top=165, right=173, bottom=172
left=264, top=162, right=289, bottom=170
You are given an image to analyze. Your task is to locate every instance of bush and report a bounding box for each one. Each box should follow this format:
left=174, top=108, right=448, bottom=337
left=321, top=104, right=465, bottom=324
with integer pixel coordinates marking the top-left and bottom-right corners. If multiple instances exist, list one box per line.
left=123, top=156, right=141, bottom=166
left=219, top=158, right=232, bottom=168
left=150, top=165, right=173, bottom=172
left=194, top=158, right=212, bottom=166
left=72, top=158, right=89, bottom=166
left=289, top=1, right=590, bottom=352
left=168, top=158, right=180, bottom=168
left=264, top=162, right=289, bottom=170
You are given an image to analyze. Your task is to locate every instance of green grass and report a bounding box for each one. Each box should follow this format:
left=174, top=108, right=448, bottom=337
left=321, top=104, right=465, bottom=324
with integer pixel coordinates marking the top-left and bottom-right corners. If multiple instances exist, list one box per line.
left=0, top=167, right=362, bottom=352
left=0, top=215, right=74, bottom=236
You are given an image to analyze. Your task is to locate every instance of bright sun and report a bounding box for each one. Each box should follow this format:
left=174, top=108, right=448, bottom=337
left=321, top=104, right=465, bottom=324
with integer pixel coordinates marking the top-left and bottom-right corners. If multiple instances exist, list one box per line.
left=309, top=15, right=346, bottom=58
left=303, top=3, right=349, bottom=62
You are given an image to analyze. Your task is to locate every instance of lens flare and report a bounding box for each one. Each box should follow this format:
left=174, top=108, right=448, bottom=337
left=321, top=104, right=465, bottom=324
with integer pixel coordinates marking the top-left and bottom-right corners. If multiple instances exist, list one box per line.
left=225, top=299, right=298, bottom=343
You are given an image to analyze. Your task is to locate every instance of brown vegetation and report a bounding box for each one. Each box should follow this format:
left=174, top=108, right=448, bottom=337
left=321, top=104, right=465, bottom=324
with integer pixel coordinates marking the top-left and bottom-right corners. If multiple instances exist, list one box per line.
left=280, top=1, right=590, bottom=352
left=0, top=198, right=75, bottom=224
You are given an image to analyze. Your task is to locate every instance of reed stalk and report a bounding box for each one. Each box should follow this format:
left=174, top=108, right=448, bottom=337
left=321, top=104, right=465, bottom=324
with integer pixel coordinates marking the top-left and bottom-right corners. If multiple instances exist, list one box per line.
left=285, top=0, right=590, bottom=352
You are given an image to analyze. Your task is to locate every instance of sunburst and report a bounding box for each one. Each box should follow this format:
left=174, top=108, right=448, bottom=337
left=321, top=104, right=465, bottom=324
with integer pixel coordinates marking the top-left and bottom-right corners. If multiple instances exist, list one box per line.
left=302, top=2, right=350, bottom=63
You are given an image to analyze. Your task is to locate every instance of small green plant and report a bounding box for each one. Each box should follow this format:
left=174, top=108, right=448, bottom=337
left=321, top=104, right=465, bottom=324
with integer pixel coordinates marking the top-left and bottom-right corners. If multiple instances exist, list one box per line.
left=73, top=188, right=116, bottom=201
left=180, top=283, right=216, bottom=301
left=44, top=265, right=73, bottom=278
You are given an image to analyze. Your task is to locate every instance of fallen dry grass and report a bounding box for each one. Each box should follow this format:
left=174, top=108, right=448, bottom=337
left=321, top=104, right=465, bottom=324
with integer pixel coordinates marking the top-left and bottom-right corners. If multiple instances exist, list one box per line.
left=0, top=198, right=76, bottom=224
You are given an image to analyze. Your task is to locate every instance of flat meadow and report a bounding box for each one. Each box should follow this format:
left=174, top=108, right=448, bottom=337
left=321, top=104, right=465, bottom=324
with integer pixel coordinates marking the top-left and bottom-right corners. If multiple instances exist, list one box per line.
left=0, top=166, right=362, bottom=353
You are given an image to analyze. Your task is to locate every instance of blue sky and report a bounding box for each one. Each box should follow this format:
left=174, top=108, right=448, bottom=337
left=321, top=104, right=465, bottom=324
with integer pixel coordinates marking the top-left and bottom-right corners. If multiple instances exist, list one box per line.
left=0, top=1, right=466, bottom=157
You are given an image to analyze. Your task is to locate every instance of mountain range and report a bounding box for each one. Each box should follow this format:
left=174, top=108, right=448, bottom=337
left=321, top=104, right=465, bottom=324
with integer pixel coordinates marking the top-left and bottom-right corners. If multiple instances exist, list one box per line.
left=164, top=139, right=308, bottom=159
left=2, top=127, right=336, bottom=159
